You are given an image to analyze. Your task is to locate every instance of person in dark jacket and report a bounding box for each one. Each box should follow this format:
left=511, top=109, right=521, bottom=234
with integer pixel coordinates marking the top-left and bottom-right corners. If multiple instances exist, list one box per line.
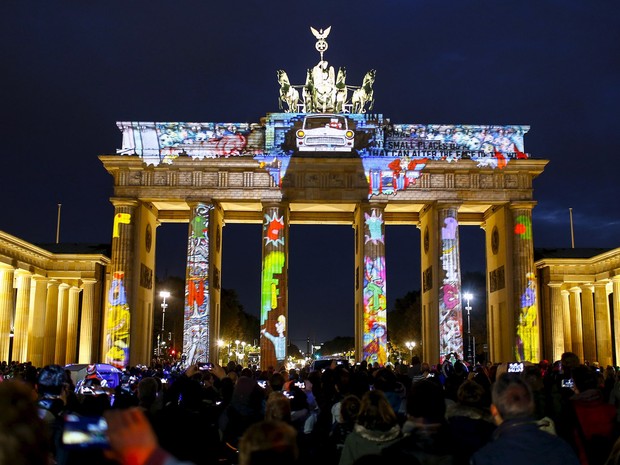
left=472, top=373, right=579, bottom=465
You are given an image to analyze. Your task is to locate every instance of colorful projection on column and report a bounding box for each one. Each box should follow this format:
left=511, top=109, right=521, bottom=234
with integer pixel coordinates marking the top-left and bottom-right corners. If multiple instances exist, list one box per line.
left=104, top=271, right=130, bottom=369
left=438, top=214, right=464, bottom=361
left=183, top=204, right=213, bottom=365
left=516, top=272, right=539, bottom=362
left=260, top=209, right=287, bottom=367
left=362, top=210, right=387, bottom=365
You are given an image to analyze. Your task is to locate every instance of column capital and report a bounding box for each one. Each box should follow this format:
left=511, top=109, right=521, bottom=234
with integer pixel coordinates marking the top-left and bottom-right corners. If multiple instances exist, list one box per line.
left=508, top=201, right=537, bottom=211
left=0, top=263, right=14, bottom=272
left=569, top=286, right=583, bottom=295
left=58, top=282, right=71, bottom=291
left=581, top=283, right=594, bottom=293
left=186, top=198, right=212, bottom=207
left=561, top=289, right=570, bottom=297
left=80, top=278, right=98, bottom=286
left=47, top=279, right=60, bottom=289
left=110, top=198, right=139, bottom=208
left=435, top=201, right=462, bottom=209
left=69, top=286, right=83, bottom=295
left=547, top=281, right=564, bottom=289
left=611, top=275, right=620, bottom=284
left=14, top=269, right=32, bottom=279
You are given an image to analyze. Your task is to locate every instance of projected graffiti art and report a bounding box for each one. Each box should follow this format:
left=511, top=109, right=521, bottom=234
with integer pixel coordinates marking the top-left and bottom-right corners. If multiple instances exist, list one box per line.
left=104, top=271, right=130, bottom=369
left=438, top=214, right=463, bottom=360
left=516, top=272, right=538, bottom=362
left=183, top=204, right=213, bottom=365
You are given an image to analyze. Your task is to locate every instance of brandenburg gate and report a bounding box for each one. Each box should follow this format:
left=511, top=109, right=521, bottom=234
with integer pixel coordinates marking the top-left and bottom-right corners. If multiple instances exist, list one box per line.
left=99, top=28, right=547, bottom=369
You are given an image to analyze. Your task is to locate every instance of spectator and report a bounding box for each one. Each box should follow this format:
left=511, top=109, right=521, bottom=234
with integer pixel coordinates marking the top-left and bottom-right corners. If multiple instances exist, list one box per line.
left=0, top=380, right=50, bottom=465
left=471, top=373, right=579, bottom=465
left=446, top=379, right=494, bottom=465
left=570, top=365, right=618, bottom=464
left=338, top=390, right=401, bottom=465
left=238, top=420, right=299, bottom=465
left=383, top=379, right=454, bottom=464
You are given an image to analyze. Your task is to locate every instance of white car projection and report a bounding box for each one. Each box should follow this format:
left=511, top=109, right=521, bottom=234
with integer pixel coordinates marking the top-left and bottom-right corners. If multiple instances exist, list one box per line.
left=296, top=114, right=354, bottom=152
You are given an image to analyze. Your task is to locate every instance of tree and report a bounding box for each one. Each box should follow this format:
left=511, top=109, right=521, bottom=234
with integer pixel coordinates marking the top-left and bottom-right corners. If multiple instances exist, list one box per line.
left=388, top=290, right=422, bottom=348
left=219, top=288, right=260, bottom=344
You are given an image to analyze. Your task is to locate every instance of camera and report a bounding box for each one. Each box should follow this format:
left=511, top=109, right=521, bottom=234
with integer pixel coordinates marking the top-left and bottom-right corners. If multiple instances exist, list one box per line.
left=561, top=378, right=574, bottom=389
left=198, top=362, right=213, bottom=371
left=62, top=414, right=109, bottom=449
left=507, top=362, right=524, bottom=373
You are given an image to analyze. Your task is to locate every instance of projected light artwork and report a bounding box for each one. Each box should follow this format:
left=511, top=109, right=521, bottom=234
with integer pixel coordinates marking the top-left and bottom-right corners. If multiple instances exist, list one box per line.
left=438, top=212, right=463, bottom=361
left=104, top=271, right=130, bottom=368
left=183, top=203, right=213, bottom=365
left=362, top=209, right=387, bottom=365
left=260, top=207, right=288, bottom=368
left=516, top=272, right=539, bottom=362
left=108, top=25, right=539, bottom=368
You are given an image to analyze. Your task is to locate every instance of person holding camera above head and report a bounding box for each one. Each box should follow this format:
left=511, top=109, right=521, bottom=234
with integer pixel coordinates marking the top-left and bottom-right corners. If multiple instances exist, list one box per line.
left=471, top=373, right=579, bottom=465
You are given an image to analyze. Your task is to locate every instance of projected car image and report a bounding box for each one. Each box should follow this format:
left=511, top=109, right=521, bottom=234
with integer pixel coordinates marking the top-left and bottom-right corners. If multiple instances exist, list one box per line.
left=296, top=114, right=354, bottom=152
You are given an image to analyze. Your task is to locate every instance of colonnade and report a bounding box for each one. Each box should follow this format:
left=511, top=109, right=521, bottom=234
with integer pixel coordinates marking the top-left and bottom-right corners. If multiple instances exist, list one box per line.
left=0, top=231, right=108, bottom=366
left=0, top=266, right=103, bottom=365
left=538, top=254, right=620, bottom=366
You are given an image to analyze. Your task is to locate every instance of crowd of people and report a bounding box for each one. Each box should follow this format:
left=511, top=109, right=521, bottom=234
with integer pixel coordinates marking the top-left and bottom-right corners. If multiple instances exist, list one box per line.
left=1, top=353, right=620, bottom=465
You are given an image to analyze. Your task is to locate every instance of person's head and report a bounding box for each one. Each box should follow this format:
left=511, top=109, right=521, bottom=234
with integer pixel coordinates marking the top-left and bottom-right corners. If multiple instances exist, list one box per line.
left=407, top=379, right=446, bottom=423
left=357, top=390, right=397, bottom=431
left=137, top=376, right=159, bottom=406
left=491, top=373, right=534, bottom=423
left=37, top=364, right=69, bottom=397
left=340, top=395, right=361, bottom=425
left=0, top=381, right=50, bottom=465
left=572, top=365, right=599, bottom=393
left=265, top=392, right=291, bottom=423
left=269, top=372, right=284, bottom=392
left=456, top=379, right=485, bottom=409
left=239, top=420, right=298, bottom=465
left=561, top=352, right=580, bottom=374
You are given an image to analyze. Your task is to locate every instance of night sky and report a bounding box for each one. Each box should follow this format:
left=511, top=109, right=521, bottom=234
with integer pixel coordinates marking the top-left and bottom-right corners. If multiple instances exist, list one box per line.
left=2, top=1, right=619, bottom=345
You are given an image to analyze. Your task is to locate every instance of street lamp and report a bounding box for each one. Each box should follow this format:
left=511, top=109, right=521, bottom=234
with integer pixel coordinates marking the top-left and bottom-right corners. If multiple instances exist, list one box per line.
left=159, top=291, right=171, bottom=358
left=463, top=292, right=474, bottom=365
left=405, top=341, right=416, bottom=361
left=235, top=340, right=240, bottom=364
left=217, top=339, right=225, bottom=365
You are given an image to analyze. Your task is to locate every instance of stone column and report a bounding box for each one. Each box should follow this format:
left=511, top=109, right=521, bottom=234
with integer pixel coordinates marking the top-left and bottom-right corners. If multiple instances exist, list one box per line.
left=581, top=285, right=596, bottom=363
left=78, top=279, right=97, bottom=363
left=42, top=280, right=60, bottom=366
left=13, top=270, right=32, bottom=362
left=561, top=290, right=572, bottom=353
left=104, top=199, right=138, bottom=368
left=355, top=203, right=388, bottom=365
left=259, top=203, right=289, bottom=370
left=613, top=277, right=620, bottom=364
left=437, top=205, right=464, bottom=361
left=55, top=283, right=71, bottom=365
left=569, top=287, right=584, bottom=361
left=27, top=276, right=48, bottom=367
left=65, top=286, right=82, bottom=364
left=594, top=282, right=612, bottom=367
left=510, top=202, right=539, bottom=362
left=547, top=283, right=565, bottom=362
left=0, top=266, right=15, bottom=362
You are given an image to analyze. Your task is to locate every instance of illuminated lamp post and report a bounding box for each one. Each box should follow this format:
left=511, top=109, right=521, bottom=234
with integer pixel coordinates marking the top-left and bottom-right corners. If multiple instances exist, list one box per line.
left=235, top=340, right=240, bottom=364
left=159, top=291, right=170, bottom=358
left=463, top=292, right=474, bottom=365
left=217, top=339, right=225, bottom=366
left=405, top=341, right=416, bottom=362
left=241, top=341, right=246, bottom=366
